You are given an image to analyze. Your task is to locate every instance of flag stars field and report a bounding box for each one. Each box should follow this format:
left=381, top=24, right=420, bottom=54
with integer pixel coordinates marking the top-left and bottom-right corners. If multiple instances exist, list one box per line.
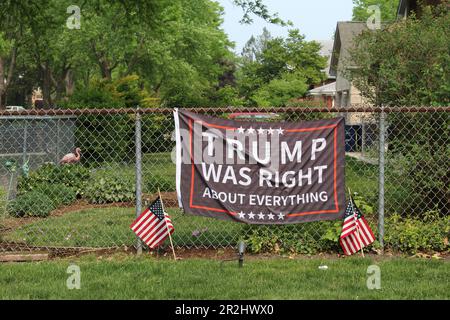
left=234, top=127, right=285, bottom=136
left=236, top=211, right=286, bottom=221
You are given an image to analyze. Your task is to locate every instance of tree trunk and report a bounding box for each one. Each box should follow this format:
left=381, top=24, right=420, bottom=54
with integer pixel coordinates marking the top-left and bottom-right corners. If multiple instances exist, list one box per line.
left=65, top=69, right=75, bottom=97
left=99, top=60, right=112, bottom=80
left=41, top=63, right=53, bottom=108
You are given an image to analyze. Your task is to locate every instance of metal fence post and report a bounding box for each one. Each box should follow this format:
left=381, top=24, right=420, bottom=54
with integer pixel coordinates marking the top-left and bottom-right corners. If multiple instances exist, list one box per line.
left=377, top=108, right=386, bottom=251
left=135, top=106, right=143, bottom=255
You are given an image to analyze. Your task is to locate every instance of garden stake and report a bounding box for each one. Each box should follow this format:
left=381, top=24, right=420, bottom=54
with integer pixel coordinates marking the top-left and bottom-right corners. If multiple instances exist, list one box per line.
left=158, top=187, right=177, bottom=260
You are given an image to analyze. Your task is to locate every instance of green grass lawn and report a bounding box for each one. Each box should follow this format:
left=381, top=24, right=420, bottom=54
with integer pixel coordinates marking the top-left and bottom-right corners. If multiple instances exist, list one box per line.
left=0, top=256, right=448, bottom=299
left=4, top=207, right=245, bottom=248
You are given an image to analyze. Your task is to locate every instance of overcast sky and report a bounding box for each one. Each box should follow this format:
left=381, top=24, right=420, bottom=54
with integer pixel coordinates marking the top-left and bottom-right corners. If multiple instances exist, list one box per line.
left=217, top=0, right=354, bottom=53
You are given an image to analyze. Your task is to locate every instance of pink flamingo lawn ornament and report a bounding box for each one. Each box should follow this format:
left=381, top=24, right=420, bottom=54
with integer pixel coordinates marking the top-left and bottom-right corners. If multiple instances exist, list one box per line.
left=59, top=147, right=81, bottom=165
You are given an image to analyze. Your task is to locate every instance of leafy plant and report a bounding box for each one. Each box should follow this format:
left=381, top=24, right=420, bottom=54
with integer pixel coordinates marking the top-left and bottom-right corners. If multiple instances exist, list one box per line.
left=243, top=221, right=345, bottom=255
left=8, top=191, right=56, bottom=218
left=30, top=183, right=77, bottom=207
left=18, top=163, right=91, bottom=197
left=84, top=175, right=135, bottom=204
left=385, top=212, right=450, bottom=254
left=145, top=173, right=176, bottom=193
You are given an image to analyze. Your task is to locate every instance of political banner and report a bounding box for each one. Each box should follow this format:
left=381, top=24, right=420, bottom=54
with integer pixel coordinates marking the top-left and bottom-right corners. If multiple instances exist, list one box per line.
left=174, top=109, right=345, bottom=224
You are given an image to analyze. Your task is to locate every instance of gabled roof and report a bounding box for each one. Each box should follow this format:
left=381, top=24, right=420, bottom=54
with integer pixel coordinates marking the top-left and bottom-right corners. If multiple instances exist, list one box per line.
left=308, top=81, right=336, bottom=96
left=329, top=22, right=368, bottom=77
left=317, top=40, right=334, bottom=79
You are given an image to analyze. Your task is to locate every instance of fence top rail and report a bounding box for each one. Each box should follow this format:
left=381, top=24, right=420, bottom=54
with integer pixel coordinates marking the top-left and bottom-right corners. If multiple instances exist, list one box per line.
left=0, top=105, right=449, bottom=116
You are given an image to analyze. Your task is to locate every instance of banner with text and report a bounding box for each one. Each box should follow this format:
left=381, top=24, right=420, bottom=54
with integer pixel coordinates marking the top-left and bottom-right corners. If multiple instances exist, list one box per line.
left=174, top=109, right=346, bottom=224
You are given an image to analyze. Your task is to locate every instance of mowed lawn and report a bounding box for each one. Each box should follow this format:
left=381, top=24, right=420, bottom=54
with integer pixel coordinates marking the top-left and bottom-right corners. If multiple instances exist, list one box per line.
left=4, top=207, right=244, bottom=248
left=0, top=256, right=448, bottom=299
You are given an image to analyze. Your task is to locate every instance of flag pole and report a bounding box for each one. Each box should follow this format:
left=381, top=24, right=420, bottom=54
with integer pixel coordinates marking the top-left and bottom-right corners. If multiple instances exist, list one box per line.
left=158, top=187, right=177, bottom=260
left=348, top=188, right=365, bottom=258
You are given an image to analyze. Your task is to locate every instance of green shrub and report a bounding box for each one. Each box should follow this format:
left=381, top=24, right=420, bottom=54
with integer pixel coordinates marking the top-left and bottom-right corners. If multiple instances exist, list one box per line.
left=8, top=191, right=56, bottom=218
left=385, top=212, right=450, bottom=254
left=18, top=163, right=91, bottom=197
left=60, top=76, right=156, bottom=164
left=244, top=220, right=344, bottom=255
left=29, top=183, right=77, bottom=207
left=145, top=173, right=176, bottom=193
left=84, top=175, right=135, bottom=204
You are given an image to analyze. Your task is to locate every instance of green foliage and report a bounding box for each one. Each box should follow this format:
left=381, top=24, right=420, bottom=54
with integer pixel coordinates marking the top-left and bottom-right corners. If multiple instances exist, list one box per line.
left=352, top=0, right=399, bottom=22
left=8, top=191, right=55, bottom=217
left=244, top=221, right=344, bottom=255
left=208, top=85, right=244, bottom=107
left=348, top=7, right=450, bottom=106
left=385, top=114, right=449, bottom=216
left=145, top=173, right=176, bottom=193
left=237, top=29, right=327, bottom=106
left=245, top=194, right=376, bottom=255
left=18, top=163, right=90, bottom=197
left=385, top=212, right=450, bottom=253
left=31, top=183, right=77, bottom=207
left=251, top=72, right=309, bottom=107
left=62, top=76, right=171, bottom=162
left=84, top=173, right=135, bottom=204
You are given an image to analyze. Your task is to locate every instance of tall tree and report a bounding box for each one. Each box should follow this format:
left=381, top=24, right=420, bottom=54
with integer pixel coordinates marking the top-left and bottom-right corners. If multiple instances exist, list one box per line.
left=237, top=29, right=327, bottom=106
left=348, top=6, right=450, bottom=106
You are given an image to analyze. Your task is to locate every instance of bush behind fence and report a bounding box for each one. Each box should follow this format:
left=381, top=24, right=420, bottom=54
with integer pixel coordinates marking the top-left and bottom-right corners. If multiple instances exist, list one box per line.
left=0, top=106, right=448, bottom=255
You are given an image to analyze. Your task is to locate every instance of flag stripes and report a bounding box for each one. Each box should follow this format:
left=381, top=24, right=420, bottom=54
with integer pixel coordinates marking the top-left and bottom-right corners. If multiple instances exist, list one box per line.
left=130, top=197, right=174, bottom=249
left=339, top=197, right=375, bottom=256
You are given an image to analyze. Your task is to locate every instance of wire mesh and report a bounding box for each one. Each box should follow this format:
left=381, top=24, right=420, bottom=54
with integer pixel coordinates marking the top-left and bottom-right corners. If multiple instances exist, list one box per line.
left=0, top=106, right=448, bottom=254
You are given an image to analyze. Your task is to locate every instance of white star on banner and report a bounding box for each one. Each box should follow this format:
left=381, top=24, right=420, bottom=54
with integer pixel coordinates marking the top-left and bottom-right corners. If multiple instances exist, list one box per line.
left=267, top=128, right=275, bottom=135
left=278, top=212, right=285, bottom=220
left=257, top=127, right=265, bottom=135
left=267, top=213, right=275, bottom=220
left=237, top=126, right=245, bottom=134
left=258, top=212, right=265, bottom=220
left=238, top=211, right=246, bottom=219
left=276, top=128, right=284, bottom=135
left=247, top=127, right=255, bottom=135
left=248, top=212, right=255, bottom=219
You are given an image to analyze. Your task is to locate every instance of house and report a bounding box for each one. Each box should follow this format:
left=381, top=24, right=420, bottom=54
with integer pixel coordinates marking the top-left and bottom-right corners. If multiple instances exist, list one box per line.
left=329, top=22, right=368, bottom=110
left=306, top=40, right=336, bottom=108
left=307, top=82, right=336, bottom=108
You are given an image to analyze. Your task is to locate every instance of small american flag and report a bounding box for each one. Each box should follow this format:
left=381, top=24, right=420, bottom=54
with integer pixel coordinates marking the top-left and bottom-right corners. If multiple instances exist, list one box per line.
left=130, top=197, right=174, bottom=249
left=339, top=196, right=375, bottom=256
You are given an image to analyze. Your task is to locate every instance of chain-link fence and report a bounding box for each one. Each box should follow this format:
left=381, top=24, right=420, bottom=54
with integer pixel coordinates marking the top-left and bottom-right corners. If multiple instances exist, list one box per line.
left=0, top=106, right=448, bottom=254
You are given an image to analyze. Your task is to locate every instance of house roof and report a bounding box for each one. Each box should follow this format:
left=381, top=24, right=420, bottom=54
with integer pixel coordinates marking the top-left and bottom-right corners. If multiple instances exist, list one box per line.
left=308, top=82, right=336, bottom=96
left=317, top=40, right=335, bottom=79
left=329, top=22, right=368, bottom=77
